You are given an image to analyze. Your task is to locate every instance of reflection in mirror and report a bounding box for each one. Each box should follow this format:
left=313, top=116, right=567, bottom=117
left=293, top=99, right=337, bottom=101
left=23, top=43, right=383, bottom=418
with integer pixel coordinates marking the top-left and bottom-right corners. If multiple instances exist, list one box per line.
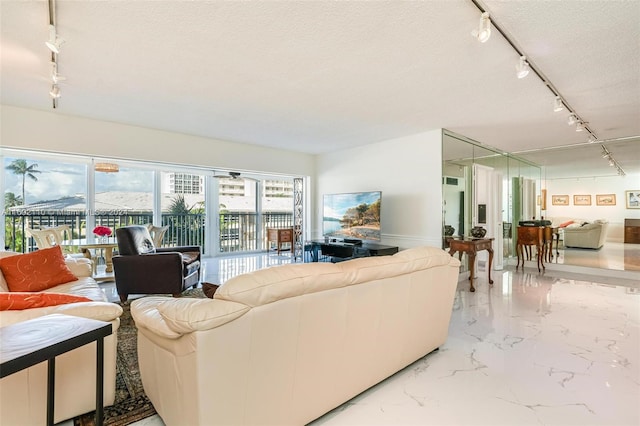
left=442, top=130, right=541, bottom=267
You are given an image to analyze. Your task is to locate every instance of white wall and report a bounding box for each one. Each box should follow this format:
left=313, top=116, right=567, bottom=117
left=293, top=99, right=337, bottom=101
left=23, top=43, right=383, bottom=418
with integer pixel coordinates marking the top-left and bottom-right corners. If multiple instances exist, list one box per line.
left=544, top=173, right=640, bottom=242
left=316, top=129, right=443, bottom=249
left=0, top=105, right=315, bottom=177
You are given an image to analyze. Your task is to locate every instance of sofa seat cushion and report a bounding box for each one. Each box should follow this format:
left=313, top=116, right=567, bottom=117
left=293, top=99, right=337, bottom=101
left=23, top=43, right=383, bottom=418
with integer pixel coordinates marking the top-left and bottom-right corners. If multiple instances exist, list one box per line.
left=42, top=277, right=110, bottom=302
left=0, top=246, right=78, bottom=292
left=0, top=292, right=92, bottom=310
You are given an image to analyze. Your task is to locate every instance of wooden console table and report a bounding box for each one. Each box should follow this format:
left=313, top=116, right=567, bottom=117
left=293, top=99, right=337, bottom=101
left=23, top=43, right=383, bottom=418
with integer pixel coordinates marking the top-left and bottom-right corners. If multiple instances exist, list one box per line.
left=267, top=227, right=293, bottom=254
left=543, top=226, right=560, bottom=262
left=0, top=314, right=112, bottom=426
left=516, top=226, right=545, bottom=272
left=448, top=238, right=494, bottom=292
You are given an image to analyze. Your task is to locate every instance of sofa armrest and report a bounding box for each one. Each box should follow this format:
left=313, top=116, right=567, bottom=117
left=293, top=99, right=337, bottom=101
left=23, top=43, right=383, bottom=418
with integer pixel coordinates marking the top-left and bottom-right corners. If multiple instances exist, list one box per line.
left=131, top=296, right=249, bottom=339
left=65, top=257, right=93, bottom=278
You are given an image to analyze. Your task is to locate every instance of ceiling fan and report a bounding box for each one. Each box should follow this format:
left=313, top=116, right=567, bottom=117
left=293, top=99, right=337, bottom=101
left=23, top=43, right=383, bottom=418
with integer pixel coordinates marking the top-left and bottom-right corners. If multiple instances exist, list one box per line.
left=213, top=171, right=257, bottom=181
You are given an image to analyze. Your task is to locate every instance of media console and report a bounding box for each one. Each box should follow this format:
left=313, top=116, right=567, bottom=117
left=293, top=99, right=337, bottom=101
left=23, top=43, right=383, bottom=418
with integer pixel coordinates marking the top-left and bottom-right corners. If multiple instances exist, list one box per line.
left=309, top=240, right=399, bottom=262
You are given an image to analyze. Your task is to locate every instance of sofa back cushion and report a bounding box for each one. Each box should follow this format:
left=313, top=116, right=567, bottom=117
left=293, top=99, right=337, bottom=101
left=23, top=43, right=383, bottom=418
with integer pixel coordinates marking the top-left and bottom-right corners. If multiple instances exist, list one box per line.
left=116, top=225, right=156, bottom=255
left=216, top=246, right=458, bottom=308
left=0, top=246, right=78, bottom=292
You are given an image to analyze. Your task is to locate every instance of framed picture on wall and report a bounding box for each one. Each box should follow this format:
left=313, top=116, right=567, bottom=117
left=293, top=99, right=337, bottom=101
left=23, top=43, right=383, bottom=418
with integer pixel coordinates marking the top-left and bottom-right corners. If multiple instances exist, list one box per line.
left=596, top=194, right=616, bottom=206
left=626, top=190, right=640, bottom=209
left=574, top=195, right=591, bottom=206
left=552, top=195, right=569, bottom=206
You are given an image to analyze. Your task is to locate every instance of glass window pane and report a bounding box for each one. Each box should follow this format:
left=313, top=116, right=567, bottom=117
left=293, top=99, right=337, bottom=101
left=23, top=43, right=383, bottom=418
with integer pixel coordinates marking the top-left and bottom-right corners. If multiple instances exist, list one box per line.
left=4, top=155, right=86, bottom=252
left=161, top=171, right=205, bottom=248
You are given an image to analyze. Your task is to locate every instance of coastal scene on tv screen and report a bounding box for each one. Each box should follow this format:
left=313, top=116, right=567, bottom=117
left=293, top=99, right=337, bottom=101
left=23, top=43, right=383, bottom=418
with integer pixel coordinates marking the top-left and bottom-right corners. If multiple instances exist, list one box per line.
left=323, top=191, right=381, bottom=241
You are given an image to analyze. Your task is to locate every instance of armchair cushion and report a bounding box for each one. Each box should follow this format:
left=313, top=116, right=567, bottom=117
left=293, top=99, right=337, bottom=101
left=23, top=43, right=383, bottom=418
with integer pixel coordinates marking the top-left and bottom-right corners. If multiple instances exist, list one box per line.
left=115, top=225, right=156, bottom=255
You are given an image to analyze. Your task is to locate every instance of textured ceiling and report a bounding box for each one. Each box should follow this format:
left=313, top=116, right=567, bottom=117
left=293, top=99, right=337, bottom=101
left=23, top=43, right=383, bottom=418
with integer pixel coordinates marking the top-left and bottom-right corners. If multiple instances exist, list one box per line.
left=1, top=0, right=639, bottom=178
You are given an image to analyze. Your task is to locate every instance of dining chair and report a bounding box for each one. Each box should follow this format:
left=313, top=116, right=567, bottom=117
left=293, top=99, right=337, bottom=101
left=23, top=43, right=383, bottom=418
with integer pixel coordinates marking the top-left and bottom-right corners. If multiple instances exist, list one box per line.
left=25, top=225, right=97, bottom=273
left=144, top=224, right=169, bottom=247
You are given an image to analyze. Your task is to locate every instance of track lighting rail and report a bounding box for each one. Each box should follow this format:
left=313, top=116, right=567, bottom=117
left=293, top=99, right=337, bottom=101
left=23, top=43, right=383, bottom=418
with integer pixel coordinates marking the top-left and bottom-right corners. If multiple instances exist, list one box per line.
left=469, top=0, right=597, bottom=142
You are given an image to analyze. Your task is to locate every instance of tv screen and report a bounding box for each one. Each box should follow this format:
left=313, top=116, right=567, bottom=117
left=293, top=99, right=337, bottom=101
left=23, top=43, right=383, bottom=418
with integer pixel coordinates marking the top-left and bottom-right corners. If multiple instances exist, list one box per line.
left=323, top=191, right=382, bottom=241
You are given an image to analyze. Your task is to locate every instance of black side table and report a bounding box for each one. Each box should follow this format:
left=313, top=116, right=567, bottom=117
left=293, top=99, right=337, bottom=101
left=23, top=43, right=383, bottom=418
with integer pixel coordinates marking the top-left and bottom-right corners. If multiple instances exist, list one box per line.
left=0, top=313, right=112, bottom=426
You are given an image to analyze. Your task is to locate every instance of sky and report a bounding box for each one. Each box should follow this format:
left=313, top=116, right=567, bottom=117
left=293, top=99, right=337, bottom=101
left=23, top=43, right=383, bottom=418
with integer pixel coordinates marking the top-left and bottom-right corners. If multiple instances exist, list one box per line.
left=3, top=156, right=154, bottom=204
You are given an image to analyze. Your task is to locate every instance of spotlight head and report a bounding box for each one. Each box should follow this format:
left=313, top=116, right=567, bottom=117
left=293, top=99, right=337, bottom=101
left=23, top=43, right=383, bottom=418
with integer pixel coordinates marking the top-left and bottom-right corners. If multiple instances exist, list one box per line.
left=553, top=96, right=564, bottom=112
left=567, top=113, right=577, bottom=126
left=516, top=56, right=530, bottom=79
left=587, top=134, right=597, bottom=143
left=472, top=12, right=491, bottom=43
left=51, top=62, right=66, bottom=83
left=576, top=122, right=585, bottom=132
left=49, top=84, right=61, bottom=99
left=45, top=25, right=64, bottom=53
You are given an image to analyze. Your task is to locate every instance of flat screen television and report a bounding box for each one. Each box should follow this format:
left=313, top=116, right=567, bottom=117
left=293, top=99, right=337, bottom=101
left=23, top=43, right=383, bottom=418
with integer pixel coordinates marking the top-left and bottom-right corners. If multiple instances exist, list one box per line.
left=323, top=191, right=382, bottom=241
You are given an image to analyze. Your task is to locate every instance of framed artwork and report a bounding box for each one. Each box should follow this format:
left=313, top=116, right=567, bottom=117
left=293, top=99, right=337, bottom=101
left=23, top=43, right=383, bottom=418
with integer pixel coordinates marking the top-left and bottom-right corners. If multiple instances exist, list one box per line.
left=552, top=195, right=569, bottom=206
left=573, top=195, right=591, bottom=206
left=596, top=194, right=616, bottom=206
left=626, top=190, right=640, bottom=209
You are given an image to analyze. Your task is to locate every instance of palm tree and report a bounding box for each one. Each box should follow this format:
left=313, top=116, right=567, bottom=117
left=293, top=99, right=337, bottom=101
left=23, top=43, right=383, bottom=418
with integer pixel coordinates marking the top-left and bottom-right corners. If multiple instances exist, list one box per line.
left=4, top=192, right=23, bottom=209
left=5, top=159, right=41, bottom=205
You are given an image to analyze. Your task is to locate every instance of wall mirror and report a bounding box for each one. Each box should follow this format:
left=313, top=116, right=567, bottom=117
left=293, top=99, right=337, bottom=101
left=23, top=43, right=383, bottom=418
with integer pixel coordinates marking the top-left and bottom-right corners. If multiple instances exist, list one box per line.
left=442, top=130, right=541, bottom=268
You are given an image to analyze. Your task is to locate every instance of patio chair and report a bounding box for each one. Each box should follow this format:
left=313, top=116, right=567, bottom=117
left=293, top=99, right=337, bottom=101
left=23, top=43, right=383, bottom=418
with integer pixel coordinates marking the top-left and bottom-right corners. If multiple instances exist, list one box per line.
left=25, top=225, right=97, bottom=273
left=112, top=225, right=201, bottom=302
left=144, top=224, right=169, bottom=247
left=26, top=225, right=98, bottom=266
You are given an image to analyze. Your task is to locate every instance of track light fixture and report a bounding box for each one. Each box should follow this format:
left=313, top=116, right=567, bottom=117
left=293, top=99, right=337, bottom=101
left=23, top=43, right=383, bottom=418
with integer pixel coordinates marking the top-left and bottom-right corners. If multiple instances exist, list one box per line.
left=576, top=122, right=585, bottom=132
left=49, top=84, right=61, bottom=98
left=587, top=134, right=597, bottom=143
left=472, top=12, right=491, bottom=43
left=553, top=96, right=564, bottom=112
left=46, top=0, right=63, bottom=108
left=45, top=24, right=64, bottom=53
left=51, top=62, right=65, bottom=83
left=516, top=56, right=530, bottom=79
left=471, top=3, right=599, bottom=143
left=600, top=145, right=626, bottom=176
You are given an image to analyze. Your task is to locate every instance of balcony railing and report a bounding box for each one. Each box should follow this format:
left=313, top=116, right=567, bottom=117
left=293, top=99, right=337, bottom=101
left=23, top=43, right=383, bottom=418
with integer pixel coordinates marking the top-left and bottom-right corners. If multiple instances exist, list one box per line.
left=4, top=212, right=292, bottom=254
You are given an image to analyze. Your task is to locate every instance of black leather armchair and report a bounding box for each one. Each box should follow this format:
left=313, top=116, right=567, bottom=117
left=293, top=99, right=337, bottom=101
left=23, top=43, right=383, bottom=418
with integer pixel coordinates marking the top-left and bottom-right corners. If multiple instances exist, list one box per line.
left=112, top=225, right=201, bottom=303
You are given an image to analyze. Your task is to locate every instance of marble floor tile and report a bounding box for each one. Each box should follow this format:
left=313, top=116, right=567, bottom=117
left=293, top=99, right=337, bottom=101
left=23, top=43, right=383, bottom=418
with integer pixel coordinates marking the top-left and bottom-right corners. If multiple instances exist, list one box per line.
left=92, top=247, right=639, bottom=426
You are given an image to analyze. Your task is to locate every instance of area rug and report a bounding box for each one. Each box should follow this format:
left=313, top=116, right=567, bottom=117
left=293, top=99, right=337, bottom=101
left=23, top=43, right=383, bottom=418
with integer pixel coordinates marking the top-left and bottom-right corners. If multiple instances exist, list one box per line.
left=74, top=288, right=206, bottom=426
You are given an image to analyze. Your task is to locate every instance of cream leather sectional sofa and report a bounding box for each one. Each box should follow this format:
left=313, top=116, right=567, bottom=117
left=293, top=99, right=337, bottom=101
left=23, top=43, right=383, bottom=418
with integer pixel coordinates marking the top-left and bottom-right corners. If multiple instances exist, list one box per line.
left=131, top=246, right=461, bottom=426
left=563, top=220, right=609, bottom=249
left=0, top=253, right=122, bottom=425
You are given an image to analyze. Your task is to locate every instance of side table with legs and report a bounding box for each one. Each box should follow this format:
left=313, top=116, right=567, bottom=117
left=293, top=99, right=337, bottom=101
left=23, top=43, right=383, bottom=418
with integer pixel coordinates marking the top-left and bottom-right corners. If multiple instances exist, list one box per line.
left=448, top=237, right=494, bottom=292
left=0, top=314, right=112, bottom=426
left=516, top=226, right=545, bottom=272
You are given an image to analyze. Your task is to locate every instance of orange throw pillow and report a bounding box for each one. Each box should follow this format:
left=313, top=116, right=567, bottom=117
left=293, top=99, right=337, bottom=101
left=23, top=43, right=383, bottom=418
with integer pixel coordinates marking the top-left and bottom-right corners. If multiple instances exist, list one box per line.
left=559, top=220, right=574, bottom=228
left=0, top=292, right=92, bottom=310
left=0, top=246, right=78, bottom=292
